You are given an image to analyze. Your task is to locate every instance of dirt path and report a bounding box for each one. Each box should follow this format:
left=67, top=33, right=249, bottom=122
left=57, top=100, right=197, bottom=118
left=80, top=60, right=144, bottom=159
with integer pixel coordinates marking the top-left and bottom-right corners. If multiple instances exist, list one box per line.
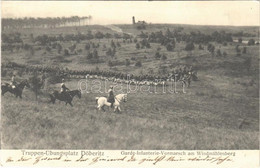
left=103, top=25, right=134, bottom=36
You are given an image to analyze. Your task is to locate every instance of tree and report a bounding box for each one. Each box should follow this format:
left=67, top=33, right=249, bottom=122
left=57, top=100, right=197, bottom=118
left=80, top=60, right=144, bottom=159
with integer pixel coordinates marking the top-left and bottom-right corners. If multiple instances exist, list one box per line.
left=166, top=43, right=174, bottom=51
left=135, top=61, right=142, bottom=67
left=57, top=43, right=62, bottom=54
left=243, top=47, right=247, bottom=54
left=29, top=47, right=35, bottom=56
left=85, top=43, right=91, bottom=50
left=248, top=39, right=255, bottom=46
left=46, top=46, right=51, bottom=53
left=111, top=40, right=116, bottom=48
left=93, top=49, right=99, bottom=61
left=125, top=59, right=130, bottom=66
left=64, top=48, right=69, bottom=56
left=161, top=54, right=167, bottom=60
left=155, top=52, right=161, bottom=59
left=207, top=44, right=215, bottom=55
left=108, top=60, right=113, bottom=68
left=185, top=42, right=195, bottom=51
left=136, top=43, right=140, bottom=49
left=216, top=49, right=222, bottom=57
left=223, top=51, right=227, bottom=57
left=87, top=52, right=93, bottom=59
left=95, top=31, right=104, bottom=41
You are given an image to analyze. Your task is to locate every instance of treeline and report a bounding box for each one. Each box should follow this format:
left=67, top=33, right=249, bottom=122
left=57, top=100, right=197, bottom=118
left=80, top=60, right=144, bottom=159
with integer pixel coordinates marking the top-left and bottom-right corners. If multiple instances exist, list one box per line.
left=2, top=16, right=92, bottom=29
left=2, top=31, right=133, bottom=45
left=139, top=29, right=234, bottom=45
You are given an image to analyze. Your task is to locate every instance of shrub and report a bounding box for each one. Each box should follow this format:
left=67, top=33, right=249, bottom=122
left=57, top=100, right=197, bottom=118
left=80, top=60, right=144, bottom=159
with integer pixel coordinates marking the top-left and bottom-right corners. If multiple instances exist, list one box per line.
left=243, top=47, right=247, bottom=54
left=135, top=61, right=142, bottom=67
left=155, top=52, right=161, bottom=59
left=161, top=54, right=167, bottom=60
left=185, top=42, right=195, bottom=51
left=136, top=43, right=140, bottom=49
left=248, top=39, right=255, bottom=46
left=166, top=43, right=174, bottom=51
left=64, top=49, right=69, bottom=56
left=125, top=59, right=130, bottom=66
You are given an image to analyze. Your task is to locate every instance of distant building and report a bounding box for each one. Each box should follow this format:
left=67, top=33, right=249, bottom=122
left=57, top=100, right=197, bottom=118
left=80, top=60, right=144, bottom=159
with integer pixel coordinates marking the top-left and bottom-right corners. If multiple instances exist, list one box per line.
left=132, top=16, right=135, bottom=24
left=132, top=16, right=147, bottom=29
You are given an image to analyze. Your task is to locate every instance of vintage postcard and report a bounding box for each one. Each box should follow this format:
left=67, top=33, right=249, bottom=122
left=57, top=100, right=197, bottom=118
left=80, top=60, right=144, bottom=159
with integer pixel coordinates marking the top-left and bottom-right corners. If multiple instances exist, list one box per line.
left=0, top=1, right=259, bottom=167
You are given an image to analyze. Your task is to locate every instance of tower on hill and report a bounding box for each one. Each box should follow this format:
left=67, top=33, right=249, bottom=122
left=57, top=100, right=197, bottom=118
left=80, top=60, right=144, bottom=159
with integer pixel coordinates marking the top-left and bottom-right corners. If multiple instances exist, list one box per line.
left=132, top=16, right=135, bottom=24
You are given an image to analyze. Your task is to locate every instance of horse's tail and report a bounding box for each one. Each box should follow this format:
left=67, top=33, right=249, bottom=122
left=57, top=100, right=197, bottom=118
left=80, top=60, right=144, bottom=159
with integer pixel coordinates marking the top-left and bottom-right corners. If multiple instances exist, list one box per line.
left=95, top=97, right=99, bottom=104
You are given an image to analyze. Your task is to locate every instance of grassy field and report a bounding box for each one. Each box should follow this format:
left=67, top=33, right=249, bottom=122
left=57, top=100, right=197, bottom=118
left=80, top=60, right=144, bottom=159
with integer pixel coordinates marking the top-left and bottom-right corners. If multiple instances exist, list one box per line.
left=1, top=24, right=259, bottom=149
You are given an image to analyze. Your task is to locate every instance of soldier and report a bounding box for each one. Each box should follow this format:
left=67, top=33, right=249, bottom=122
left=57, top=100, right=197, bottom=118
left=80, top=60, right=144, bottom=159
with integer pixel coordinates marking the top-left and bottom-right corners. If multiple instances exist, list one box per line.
left=107, top=86, right=115, bottom=108
left=10, top=74, right=17, bottom=89
left=60, top=79, right=70, bottom=94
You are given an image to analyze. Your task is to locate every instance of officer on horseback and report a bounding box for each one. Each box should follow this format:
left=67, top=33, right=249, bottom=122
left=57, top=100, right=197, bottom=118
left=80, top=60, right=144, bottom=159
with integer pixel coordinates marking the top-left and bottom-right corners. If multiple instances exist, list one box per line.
left=10, top=74, right=17, bottom=89
left=107, top=86, right=115, bottom=108
left=60, top=79, right=70, bottom=94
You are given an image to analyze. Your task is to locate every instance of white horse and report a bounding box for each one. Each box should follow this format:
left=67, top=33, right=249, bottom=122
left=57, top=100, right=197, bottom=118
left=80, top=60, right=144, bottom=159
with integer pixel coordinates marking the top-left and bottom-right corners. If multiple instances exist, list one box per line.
left=95, top=93, right=127, bottom=112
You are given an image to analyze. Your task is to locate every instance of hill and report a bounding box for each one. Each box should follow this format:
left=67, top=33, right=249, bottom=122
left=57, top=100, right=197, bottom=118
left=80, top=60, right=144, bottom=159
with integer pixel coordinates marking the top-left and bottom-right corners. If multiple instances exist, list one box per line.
left=1, top=24, right=259, bottom=149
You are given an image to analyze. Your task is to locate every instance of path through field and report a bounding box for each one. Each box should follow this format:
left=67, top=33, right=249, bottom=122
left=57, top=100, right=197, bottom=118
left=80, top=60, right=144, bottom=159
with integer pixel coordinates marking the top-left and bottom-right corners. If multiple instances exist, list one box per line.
left=104, top=25, right=134, bottom=36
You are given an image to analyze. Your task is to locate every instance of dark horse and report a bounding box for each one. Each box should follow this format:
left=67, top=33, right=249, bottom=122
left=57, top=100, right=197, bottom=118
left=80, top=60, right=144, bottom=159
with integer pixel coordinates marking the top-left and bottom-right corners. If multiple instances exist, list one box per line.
left=1, top=80, right=30, bottom=98
left=49, top=90, right=81, bottom=106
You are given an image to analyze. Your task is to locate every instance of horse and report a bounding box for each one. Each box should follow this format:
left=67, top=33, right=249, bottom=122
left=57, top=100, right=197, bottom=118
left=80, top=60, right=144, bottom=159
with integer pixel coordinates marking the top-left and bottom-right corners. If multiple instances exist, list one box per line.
left=1, top=80, right=30, bottom=98
left=95, top=93, right=127, bottom=112
left=49, top=89, right=81, bottom=107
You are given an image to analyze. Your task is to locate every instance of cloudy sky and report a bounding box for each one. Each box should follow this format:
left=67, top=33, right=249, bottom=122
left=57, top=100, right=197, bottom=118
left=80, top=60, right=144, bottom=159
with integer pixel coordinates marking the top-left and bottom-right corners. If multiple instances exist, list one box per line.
left=1, top=1, right=259, bottom=26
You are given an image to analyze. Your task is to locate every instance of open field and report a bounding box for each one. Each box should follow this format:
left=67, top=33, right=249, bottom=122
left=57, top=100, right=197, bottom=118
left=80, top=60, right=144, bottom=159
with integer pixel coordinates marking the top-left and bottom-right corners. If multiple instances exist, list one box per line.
left=1, top=24, right=259, bottom=149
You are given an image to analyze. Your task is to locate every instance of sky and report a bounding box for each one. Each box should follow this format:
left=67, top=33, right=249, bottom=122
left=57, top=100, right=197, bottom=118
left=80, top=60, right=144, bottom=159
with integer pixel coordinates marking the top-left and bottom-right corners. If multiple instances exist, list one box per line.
left=1, top=1, right=259, bottom=26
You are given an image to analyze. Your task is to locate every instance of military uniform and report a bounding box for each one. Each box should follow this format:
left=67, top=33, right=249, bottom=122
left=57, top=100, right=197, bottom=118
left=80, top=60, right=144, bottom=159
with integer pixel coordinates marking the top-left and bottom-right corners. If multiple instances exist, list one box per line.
left=10, top=75, right=16, bottom=89
left=107, top=87, right=115, bottom=107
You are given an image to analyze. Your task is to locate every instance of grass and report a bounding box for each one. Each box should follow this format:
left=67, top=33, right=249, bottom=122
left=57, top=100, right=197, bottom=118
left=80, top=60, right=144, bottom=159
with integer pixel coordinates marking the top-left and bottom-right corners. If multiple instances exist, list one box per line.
left=1, top=74, right=259, bottom=149
left=1, top=24, right=259, bottom=149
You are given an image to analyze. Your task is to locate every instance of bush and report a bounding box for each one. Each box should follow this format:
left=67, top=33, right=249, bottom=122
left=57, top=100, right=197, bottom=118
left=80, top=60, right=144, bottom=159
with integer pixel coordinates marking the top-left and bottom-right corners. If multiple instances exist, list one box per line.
left=161, top=54, right=167, bottom=60
left=248, top=39, right=255, bottom=46
left=216, top=49, right=222, bottom=57
left=136, top=43, right=140, bottom=49
left=185, top=42, right=195, bottom=51
left=85, top=43, right=91, bottom=50
left=64, top=49, right=70, bottom=56
left=223, top=51, right=227, bottom=57
left=108, top=60, right=113, bottom=67
left=135, top=61, right=142, bottom=67
left=46, top=46, right=51, bottom=52
left=243, top=47, right=247, bottom=54
left=125, top=59, right=130, bottom=66
left=87, top=52, right=93, bottom=59
left=166, top=43, right=174, bottom=51
left=131, top=57, right=136, bottom=61
left=155, top=52, right=161, bottom=59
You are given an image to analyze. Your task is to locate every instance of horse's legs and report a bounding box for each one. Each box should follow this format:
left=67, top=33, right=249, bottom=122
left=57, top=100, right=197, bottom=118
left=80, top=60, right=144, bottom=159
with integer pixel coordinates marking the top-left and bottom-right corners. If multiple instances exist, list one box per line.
left=101, top=106, right=105, bottom=112
left=114, top=106, right=120, bottom=113
left=68, top=102, right=73, bottom=107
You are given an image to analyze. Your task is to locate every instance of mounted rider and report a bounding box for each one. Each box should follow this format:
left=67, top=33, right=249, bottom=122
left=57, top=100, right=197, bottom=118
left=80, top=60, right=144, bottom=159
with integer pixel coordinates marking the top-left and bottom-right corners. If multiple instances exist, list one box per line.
left=60, top=79, right=70, bottom=95
left=107, top=86, right=115, bottom=108
left=10, top=74, right=17, bottom=89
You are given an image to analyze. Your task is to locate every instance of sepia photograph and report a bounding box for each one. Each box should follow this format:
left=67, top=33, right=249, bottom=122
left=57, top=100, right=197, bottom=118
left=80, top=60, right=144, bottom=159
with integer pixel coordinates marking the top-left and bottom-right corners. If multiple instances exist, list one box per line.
left=1, top=1, right=259, bottom=151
